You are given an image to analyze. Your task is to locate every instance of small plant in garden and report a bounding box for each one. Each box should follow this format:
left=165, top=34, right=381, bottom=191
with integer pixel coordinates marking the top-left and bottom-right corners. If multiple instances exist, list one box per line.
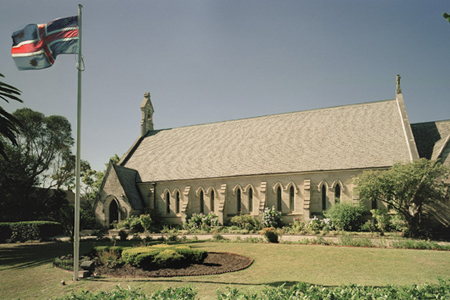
left=261, top=227, right=279, bottom=243
left=184, top=212, right=220, bottom=231
left=213, top=232, right=225, bottom=241
left=229, top=214, right=260, bottom=231
left=262, top=206, right=282, bottom=228
left=139, top=214, right=152, bottom=232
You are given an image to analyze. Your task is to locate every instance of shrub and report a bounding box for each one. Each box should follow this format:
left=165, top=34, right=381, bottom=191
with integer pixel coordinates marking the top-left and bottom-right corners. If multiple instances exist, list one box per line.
left=261, top=227, right=279, bottom=243
left=174, top=248, right=207, bottom=264
left=58, top=286, right=198, bottom=300
left=114, top=215, right=144, bottom=232
left=92, top=245, right=125, bottom=257
left=121, top=245, right=208, bottom=269
left=371, top=209, right=391, bottom=234
left=213, top=232, right=225, bottom=241
left=262, top=206, right=282, bottom=228
left=324, top=202, right=365, bottom=231
left=122, top=246, right=159, bottom=265
left=184, top=212, right=220, bottom=230
left=135, top=251, right=159, bottom=269
left=153, top=249, right=184, bottom=268
left=229, top=214, right=260, bottom=231
left=5, top=221, right=63, bottom=242
left=139, top=214, right=152, bottom=232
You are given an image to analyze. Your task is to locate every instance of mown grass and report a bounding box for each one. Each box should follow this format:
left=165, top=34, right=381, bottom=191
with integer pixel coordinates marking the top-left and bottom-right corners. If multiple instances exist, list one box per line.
left=1, top=240, right=450, bottom=299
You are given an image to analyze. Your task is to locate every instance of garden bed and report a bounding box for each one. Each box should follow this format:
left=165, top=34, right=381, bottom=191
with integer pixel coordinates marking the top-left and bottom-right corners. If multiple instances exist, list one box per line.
left=94, top=252, right=252, bottom=277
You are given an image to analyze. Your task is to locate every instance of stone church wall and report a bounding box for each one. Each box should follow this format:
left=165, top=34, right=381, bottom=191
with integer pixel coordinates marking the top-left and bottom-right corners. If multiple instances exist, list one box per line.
left=136, top=168, right=386, bottom=226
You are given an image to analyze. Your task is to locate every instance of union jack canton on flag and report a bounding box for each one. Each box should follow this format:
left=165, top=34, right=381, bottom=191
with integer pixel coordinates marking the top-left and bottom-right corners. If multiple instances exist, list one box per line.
left=11, top=16, right=78, bottom=70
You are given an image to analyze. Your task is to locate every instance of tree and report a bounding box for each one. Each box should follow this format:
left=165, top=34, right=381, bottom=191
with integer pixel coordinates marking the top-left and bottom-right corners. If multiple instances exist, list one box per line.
left=0, top=73, right=22, bottom=159
left=355, top=159, right=450, bottom=237
left=0, top=108, right=74, bottom=221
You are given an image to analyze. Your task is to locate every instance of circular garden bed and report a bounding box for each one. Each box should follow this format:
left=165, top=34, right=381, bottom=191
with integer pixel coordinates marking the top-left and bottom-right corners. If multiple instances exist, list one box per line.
left=54, top=244, right=253, bottom=278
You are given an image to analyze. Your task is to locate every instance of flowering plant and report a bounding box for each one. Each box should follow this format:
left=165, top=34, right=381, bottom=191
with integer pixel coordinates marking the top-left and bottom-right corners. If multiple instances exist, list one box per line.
left=308, top=216, right=335, bottom=232
left=262, top=206, right=282, bottom=228
left=185, top=212, right=220, bottom=230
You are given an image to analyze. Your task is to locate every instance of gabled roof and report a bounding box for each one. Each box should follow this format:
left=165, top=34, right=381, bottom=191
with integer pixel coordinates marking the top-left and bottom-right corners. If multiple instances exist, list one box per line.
left=411, top=120, right=450, bottom=159
left=113, top=165, right=144, bottom=210
left=121, top=99, right=413, bottom=182
left=100, top=162, right=144, bottom=210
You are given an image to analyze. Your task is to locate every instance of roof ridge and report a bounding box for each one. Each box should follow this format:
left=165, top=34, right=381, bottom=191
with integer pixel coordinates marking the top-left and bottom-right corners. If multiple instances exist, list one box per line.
left=153, top=98, right=397, bottom=132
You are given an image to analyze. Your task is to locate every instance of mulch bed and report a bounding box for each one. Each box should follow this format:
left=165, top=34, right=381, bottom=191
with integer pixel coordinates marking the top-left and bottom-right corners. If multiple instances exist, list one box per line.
left=93, top=252, right=253, bottom=278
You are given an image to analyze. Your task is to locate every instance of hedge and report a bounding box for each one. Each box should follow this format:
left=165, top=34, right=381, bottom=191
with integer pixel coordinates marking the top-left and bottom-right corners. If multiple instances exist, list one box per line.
left=0, top=221, right=63, bottom=242
left=121, top=245, right=208, bottom=270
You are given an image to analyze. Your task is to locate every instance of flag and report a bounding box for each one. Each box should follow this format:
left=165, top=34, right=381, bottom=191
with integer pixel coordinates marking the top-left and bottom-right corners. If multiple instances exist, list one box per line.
left=444, top=12, right=450, bottom=24
left=11, top=16, right=78, bottom=70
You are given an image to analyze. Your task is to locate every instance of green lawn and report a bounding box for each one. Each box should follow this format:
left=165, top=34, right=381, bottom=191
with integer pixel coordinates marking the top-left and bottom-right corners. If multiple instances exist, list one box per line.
left=1, top=240, right=449, bottom=299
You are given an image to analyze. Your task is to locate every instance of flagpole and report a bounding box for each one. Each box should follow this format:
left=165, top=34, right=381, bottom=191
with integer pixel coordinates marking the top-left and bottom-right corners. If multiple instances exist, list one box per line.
left=73, top=3, right=83, bottom=281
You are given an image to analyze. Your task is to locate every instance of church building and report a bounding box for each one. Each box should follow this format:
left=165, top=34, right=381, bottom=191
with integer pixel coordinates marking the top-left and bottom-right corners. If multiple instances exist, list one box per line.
left=94, top=76, right=450, bottom=228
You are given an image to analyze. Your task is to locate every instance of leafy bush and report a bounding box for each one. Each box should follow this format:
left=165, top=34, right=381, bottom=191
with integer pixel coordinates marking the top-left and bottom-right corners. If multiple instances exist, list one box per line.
left=262, top=206, right=282, bottom=228
left=229, top=214, right=260, bottom=231
left=176, top=248, right=208, bottom=264
left=217, top=280, right=450, bottom=300
left=153, top=249, right=184, bottom=268
left=91, top=245, right=125, bottom=257
left=184, top=212, right=220, bottom=231
left=114, top=215, right=144, bottom=232
left=122, top=246, right=159, bottom=265
left=57, top=285, right=197, bottom=300
left=121, top=244, right=208, bottom=269
left=135, top=251, right=159, bottom=269
left=2, top=221, right=63, bottom=242
left=370, top=208, right=391, bottom=234
left=139, top=214, right=153, bottom=232
left=324, top=202, right=365, bottom=231
left=261, top=227, right=279, bottom=243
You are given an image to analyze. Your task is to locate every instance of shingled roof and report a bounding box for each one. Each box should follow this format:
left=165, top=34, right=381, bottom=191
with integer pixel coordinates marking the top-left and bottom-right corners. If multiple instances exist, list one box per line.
left=411, top=120, right=450, bottom=159
left=121, top=99, right=413, bottom=182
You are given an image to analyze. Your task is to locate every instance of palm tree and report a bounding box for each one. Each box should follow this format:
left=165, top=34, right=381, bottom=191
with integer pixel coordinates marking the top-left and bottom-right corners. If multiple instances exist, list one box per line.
left=0, top=73, right=22, bottom=159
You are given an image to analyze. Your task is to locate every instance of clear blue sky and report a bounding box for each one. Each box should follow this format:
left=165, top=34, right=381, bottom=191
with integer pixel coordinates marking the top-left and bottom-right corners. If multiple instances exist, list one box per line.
left=1, top=1, right=450, bottom=172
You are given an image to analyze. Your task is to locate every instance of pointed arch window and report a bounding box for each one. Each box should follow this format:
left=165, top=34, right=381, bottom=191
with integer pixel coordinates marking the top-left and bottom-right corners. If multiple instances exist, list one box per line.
left=176, top=191, right=180, bottom=214
left=109, top=199, right=119, bottom=227
left=210, top=190, right=215, bottom=212
left=322, top=187, right=327, bottom=210
left=200, top=190, right=204, bottom=214
left=248, top=188, right=253, bottom=213
left=277, top=187, right=282, bottom=212
left=289, top=186, right=295, bottom=212
left=335, top=184, right=341, bottom=204
left=237, top=188, right=242, bottom=214
left=165, top=192, right=171, bottom=214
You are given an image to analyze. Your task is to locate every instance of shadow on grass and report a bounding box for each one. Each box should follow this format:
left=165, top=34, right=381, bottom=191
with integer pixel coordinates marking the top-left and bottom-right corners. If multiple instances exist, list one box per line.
left=0, top=239, right=209, bottom=271
left=0, top=242, right=70, bottom=270
left=0, top=241, right=100, bottom=271
left=86, top=276, right=342, bottom=288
